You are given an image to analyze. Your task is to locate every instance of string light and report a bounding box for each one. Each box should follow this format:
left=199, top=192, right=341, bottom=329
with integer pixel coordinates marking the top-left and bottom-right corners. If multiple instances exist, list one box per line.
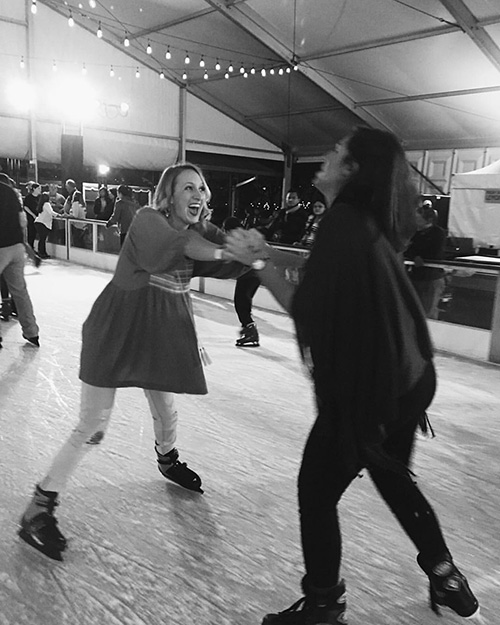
left=182, top=70, right=188, bottom=80
left=228, top=62, right=234, bottom=72
left=184, top=52, right=190, bottom=64
left=261, top=68, right=266, bottom=77
left=250, top=67, right=256, bottom=75
left=68, top=11, right=74, bottom=27
left=215, top=59, right=221, bottom=71
left=203, top=70, right=208, bottom=80
left=286, top=67, right=291, bottom=73
left=123, top=32, right=130, bottom=47
left=269, top=68, right=275, bottom=75
left=110, top=65, right=115, bottom=77
left=199, top=56, right=205, bottom=68
left=20, top=56, right=25, bottom=69
left=239, top=64, right=245, bottom=74
left=146, top=41, right=152, bottom=55
left=135, top=67, right=140, bottom=78
left=224, top=72, right=229, bottom=79
left=278, top=68, right=284, bottom=75
left=243, top=72, right=248, bottom=78
left=89, top=0, right=97, bottom=7
left=165, top=47, right=171, bottom=60
left=31, top=0, right=37, bottom=15
left=97, top=21, right=102, bottom=38
left=159, top=70, right=165, bottom=79
left=52, top=60, right=57, bottom=72
left=82, top=62, right=87, bottom=75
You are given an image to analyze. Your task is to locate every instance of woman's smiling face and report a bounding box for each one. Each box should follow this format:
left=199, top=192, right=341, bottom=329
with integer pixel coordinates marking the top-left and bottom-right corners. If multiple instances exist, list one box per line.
left=169, top=169, right=209, bottom=230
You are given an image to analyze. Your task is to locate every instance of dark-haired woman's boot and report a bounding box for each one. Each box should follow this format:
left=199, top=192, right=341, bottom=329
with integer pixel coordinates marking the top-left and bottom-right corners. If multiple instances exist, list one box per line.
left=262, top=577, right=347, bottom=624
left=417, top=552, right=480, bottom=619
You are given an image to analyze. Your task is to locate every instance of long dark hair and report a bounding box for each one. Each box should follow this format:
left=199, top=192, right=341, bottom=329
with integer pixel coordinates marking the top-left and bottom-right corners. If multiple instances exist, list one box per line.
left=339, top=127, right=418, bottom=252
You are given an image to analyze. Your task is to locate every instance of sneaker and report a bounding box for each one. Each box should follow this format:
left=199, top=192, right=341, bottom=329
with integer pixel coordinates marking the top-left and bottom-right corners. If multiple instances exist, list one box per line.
left=262, top=578, right=347, bottom=624
left=157, top=448, right=203, bottom=493
left=18, top=485, right=67, bottom=561
left=235, top=322, right=260, bottom=347
left=417, top=553, right=480, bottom=618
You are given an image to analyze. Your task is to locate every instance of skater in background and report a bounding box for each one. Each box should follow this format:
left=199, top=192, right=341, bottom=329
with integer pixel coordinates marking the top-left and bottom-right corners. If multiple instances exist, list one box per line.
left=23, top=181, right=41, bottom=250
left=226, top=127, right=479, bottom=624
left=18, top=163, right=252, bottom=561
left=106, top=184, right=139, bottom=246
left=223, top=215, right=261, bottom=347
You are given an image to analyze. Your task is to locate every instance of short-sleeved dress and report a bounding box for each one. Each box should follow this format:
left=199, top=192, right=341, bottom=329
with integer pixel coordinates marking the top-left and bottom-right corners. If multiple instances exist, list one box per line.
left=80, top=207, right=242, bottom=393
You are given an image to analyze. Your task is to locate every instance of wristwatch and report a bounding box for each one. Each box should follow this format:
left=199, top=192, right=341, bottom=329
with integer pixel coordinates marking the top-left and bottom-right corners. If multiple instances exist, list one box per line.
left=251, top=259, right=267, bottom=271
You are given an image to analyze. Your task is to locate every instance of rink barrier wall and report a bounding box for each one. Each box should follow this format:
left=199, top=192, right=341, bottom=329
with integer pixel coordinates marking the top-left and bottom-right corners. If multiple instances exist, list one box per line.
left=46, top=217, right=500, bottom=366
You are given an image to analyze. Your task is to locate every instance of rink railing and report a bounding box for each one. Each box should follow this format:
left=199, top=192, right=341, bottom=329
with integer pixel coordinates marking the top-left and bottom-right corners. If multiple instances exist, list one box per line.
left=47, top=217, right=500, bottom=365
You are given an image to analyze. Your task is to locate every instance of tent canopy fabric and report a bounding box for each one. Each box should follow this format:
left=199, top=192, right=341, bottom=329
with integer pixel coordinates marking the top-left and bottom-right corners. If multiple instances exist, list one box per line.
left=29, top=0, right=500, bottom=158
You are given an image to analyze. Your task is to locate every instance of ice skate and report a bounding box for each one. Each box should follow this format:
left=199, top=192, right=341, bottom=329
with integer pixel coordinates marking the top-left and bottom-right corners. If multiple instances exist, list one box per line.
left=235, top=322, right=259, bottom=347
left=262, top=577, right=347, bottom=624
left=18, top=485, right=67, bottom=561
left=157, top=447, right=203, bottom=493
left=417, top=552, right=480, bottom=620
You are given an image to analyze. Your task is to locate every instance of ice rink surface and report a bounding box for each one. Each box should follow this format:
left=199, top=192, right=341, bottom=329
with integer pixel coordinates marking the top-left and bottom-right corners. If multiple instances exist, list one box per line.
left=0, top=260, right=498, bottom=625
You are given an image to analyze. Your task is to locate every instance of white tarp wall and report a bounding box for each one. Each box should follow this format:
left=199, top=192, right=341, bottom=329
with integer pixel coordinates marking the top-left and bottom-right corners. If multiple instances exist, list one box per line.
left=0, top=1, right=282, bottom=171
left=448, top=159, right=500, bottom=249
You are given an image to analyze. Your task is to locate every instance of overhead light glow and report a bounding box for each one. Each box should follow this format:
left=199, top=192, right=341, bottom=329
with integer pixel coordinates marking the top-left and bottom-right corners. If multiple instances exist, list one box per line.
left=53, top=77, right=98, bottom=122
left=7, top=80, right=35, bottom=112
left=98, top=164, right=110, bottom=176
left=89, top=0, right=97, bottom=7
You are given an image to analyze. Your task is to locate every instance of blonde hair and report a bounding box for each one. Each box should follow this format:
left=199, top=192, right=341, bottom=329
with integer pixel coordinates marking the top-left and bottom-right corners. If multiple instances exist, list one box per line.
left=153, top=163, right=211, bottom=215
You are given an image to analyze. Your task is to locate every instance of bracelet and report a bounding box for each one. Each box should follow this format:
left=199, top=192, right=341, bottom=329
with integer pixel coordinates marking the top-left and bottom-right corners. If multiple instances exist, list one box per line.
left=213, top=247, right=224, bottom=260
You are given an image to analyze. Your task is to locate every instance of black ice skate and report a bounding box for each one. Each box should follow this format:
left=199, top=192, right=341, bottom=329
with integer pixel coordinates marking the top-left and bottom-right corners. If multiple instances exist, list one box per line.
left=417, top=552, right=480, bottom=620
left=18, top=485, right=67, bottom=561
left=236, top=322, right=259, bottom=347
left=157, top=447, right=204, bottom=493
left=262, top=577, right=347, bottom=625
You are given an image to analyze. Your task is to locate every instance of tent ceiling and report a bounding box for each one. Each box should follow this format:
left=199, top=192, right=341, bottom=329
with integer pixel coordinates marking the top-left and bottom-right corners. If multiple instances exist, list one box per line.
left=38, top=0, right=500, bottom=157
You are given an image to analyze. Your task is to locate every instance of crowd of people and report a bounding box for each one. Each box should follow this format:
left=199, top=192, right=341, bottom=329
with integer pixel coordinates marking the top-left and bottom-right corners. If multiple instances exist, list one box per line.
left=0, top=126, right=480, bottom=624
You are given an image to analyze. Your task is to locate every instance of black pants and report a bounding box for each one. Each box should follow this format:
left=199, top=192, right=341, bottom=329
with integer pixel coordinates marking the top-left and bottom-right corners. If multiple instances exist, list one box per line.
left=298, top=363, right=448, bottom=588
left=35, top=222, right=50, bottom=257
left=234, top=271, right=260, bottom=327
left=26, top=216, right=37, bottom=249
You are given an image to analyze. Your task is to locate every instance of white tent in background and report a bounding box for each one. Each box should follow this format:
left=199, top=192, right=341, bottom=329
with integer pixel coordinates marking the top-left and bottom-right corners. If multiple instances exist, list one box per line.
left=448, top=159, right=500, bottom=250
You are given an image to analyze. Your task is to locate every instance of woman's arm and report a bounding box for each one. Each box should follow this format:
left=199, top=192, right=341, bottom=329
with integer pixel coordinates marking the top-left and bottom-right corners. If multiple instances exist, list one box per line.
left=254, top=262, right=295, bottom=313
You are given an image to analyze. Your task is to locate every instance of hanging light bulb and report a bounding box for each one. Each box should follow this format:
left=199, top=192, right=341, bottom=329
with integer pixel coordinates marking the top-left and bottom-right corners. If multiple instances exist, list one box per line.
left=286, top=66, right=291, bottom=73
left=215, top=59, right=221, bottom=71
left=184, top=52, right=190, bottom=64
left=31, top=0, right=37, bottom=14
left=239, top=64, right=245, bottom=74
left=182, top=70, right=188, bottom=80
left=165, top=47, right=171, bottom=60
left=159, top=70, right=165, bottom=79
left=203, top=70, right=208, bottom=80
left=110, top=65, right=115, bottom=77
left=199, top=56, right=205, bottom=68
left=278, top=67, right=284, bottom=76
left=270, top=68, right=275, bottom=75
left=224, top=72, right=229, bottom=79
left=82, top=63, right=87, bottom=75
left=250, top=67, right=256, bottom=75
left=135, top=67, right=140, bottom=78
left=52, top=60, right=57, bottom=72
left=89, top=0, right=97, bottom=7
left=243, top=72, right=248, bottom=78
left=228, top=62, right=234, bottom=72
left=146, top=41, right=152, bottom=55
left=261, top=68, right=266, bottom=77
left=68, top=11, right=75, bottom=27
left=97, top=21, right=103, bottom=38
left=124, top=32, right=130, bottom=47
left=293, top=63, right=299, bottom=71
left=20, top=56, right=25, bottom=69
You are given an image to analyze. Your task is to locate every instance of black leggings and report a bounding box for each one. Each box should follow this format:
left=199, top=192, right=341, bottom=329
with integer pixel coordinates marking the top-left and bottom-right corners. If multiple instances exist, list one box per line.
left=234, top=271, right=260, bottom=327
left=298, top=364, right=448, bottom=588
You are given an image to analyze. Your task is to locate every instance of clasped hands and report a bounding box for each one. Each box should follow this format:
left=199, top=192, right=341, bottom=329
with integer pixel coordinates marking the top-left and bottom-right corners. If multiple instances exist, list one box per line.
left=223, top=228, right=270, bottom=265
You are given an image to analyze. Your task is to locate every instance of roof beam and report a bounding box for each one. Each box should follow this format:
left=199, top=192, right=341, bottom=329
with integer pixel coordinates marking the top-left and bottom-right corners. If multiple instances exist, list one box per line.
left=202, top=0, right=390, bottom=133
left=438, top=0, right=500, bottom=71
left=355, top=84, right=500, bottom=108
